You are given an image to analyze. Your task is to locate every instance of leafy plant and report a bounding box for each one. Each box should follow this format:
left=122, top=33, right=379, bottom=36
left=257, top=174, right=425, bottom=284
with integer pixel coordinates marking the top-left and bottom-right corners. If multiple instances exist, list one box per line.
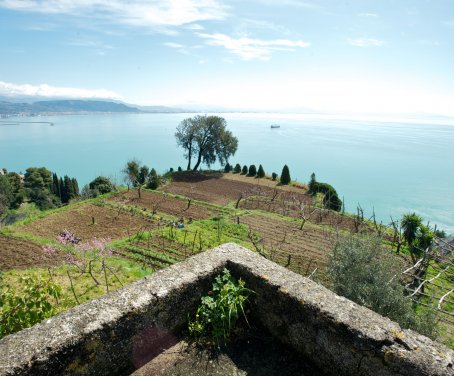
left=0, top=274, right=61, bottom=338
left=188, top=268, right=253, bottom=345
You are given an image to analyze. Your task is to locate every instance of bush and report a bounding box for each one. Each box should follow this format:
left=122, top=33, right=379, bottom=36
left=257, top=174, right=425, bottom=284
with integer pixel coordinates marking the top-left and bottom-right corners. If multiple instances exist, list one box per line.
left=271, top=172, right=277, bottom=181
left=328, top=235, right=439, bottom=339
left=0, top=275, right=61, bottom=338
left=146, top=168, right=161, bottom=190
left=257, top=165, right=265, bottom=178
left=178, top=166, right=183, bottom=172
left=309, top=179, right=342, bottom=212
left=280, top=165, right=291, bottom=185
left=188, top=268, right=253, bottom=345
left=224, top=163, right=231, bottom=173
left=248, top=164, right=257, bottom=176
left=234, top=163, right=241, bottom=174
left=89, top=176, right=115, bottom=195
left=241, top=165, right=248, bottom=175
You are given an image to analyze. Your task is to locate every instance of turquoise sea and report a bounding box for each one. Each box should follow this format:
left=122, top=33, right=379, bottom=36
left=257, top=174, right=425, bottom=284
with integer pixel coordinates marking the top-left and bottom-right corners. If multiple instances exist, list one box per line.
left=1, top=113, right=453, bottom=233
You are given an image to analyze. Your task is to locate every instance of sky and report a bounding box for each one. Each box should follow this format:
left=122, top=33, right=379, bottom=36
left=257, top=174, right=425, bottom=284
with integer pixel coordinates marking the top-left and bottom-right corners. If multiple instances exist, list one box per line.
left=1, top=0, right=454, bottom=115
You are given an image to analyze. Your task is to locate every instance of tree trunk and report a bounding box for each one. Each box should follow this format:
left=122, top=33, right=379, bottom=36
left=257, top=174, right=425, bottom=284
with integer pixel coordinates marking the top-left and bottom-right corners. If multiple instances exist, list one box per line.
left=186, top=145, right=192, bottom=170
left=193, top=151, right=203, bottom=171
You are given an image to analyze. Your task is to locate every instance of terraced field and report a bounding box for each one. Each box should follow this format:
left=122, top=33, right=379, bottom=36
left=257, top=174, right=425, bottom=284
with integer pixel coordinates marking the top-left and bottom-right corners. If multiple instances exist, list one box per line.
left=15, top=203, right=153, bottom=242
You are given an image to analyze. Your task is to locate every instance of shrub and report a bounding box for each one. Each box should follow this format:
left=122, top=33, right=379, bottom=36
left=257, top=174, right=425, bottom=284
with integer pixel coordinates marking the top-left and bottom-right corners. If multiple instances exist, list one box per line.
left=146, top=168, right=161, bottom=190
left=328, top=235, right=439, bottom=339
left=224, top=163, right=231, bottom=173
left=280, top=165, right=291, bottom=185
left=89, top=176, right=115, bottom=195
left=241, top=165, right=248, bottom=175
left=0, top=275, right=61, bottom=338
left=178, top=166, right=183, bottom=172
left=257, top=164, right=265, bottom=178
left=248, top=164, right=257, bottom=176
left=271, top=172, right=277, bottom=181
left=188, top=268, right=253, bottom=345
left=234, top=163, right=241, bottom=174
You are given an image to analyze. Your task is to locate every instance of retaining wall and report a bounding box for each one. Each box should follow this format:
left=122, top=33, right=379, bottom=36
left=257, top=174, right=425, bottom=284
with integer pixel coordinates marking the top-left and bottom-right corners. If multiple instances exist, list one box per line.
left=0, top=243, right=453, bottom=375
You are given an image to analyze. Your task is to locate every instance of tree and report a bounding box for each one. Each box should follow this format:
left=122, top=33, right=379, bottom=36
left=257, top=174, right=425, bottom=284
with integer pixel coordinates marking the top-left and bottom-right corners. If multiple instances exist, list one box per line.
left=271, top=172, right=277, bottom=181
left=224, top=163, right=231, bottom=173
left=248, top=165, right=257, bottom=177
left=24, top=167, right=58, bottom=210
left=234, top=164, right=241, bottom=174
left=6, top=172, right=24, bottom=209
left=280, top=165, right=291, bottom=185
left=328, top=235, right=438, bottom=339
left=241, top=165, right=248, bottom=175
left=0, top=174, right=13, bottom=215
left=146, top=168, right=161, bottom=190
left=175, top=115, right=238, bottom=171
left=122, top=159, right=143, bottom=198
left=89, top=176, right=115, bottom=196
left=257, top=165, right=265, bottom=178
left=308, top=173, right=316, bottom=194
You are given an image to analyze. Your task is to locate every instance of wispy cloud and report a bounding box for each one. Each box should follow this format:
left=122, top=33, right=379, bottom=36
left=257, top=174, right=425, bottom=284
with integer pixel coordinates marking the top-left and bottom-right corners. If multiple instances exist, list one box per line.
left=358, top=13, right=378, bottom=17
left=163, top=42, right=184, bottom=49
left=348, top=38, right=384, bottom=47
left=0, top=0, right=227, bottom=29
left=0, top=81, right=122, bottom=100
left=197, top=33, right=310, bottom=60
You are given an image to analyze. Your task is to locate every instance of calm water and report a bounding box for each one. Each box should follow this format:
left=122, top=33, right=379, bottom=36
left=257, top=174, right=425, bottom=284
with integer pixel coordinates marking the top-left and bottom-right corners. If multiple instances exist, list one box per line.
left=1, top=113, right=453, bottom=233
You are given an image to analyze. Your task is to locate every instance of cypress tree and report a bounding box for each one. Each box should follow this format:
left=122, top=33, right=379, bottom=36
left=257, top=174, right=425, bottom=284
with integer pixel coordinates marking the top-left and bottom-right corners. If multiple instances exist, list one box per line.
left=58, top=177, right=65, bottom=201
left=234, top=163, right=241, bottom=173
left=257, top=164, right=265, bottom=178
left=224, top=163, right=231, bottom=173
left=248, top=164, right=257, bottom=176
left=71, top=178, right=79, bottom=197
left=51, top=173, right=59, bottom=196
left=308, top=172, right=316, bottom=194
left=241, top=165, right=248, bottom=175
left=280, top=165, right=291, bottom=185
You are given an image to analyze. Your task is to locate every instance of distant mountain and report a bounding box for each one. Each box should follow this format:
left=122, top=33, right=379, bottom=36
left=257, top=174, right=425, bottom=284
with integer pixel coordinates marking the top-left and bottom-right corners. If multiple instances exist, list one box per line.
left=0, top=99, right=141, bottom=115
left=136, top=105, right=193, bottom=113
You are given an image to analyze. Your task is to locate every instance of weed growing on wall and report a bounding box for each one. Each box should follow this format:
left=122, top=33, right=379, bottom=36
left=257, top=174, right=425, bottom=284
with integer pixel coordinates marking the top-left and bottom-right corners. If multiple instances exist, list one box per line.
left=188, top=268, right=253, bottom=345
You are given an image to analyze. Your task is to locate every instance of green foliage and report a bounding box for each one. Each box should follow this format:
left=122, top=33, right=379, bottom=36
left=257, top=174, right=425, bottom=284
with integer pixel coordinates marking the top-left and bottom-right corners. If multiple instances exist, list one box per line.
left=176, top=115, right=238, bottom=171
left=0, top=174, right=14, bottom=215
left=233, top=163, right=241, bottom=174
left=24, top=167, right=59, bottom=210
left=188, top=268, right=253, bottom=344
left=401, top=213, right=434, bottom=259
left=146, top=168, right=161, bottom=190
left=308, top=179, right=342, bottom=212
left=257, top=164, right=265, bottom=178
left=248, top=164, right=257, bottom=177
left=271, top=172, right=277, bottom=181
left=0, top=275, right=61, bottom=338
left=241, top=165, right=248, bottom=175
left=280, top=165, right=291, bottom=185
left=224, top=163, right=232, bottom=173
left=328, top=235, right=439, bottom=339
left=88, top=176, right=116, bottom=196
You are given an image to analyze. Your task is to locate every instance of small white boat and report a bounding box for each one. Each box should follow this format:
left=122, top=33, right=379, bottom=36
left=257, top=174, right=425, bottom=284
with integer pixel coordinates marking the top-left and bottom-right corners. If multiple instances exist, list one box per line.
left=270, top=124, right=280, bottom=129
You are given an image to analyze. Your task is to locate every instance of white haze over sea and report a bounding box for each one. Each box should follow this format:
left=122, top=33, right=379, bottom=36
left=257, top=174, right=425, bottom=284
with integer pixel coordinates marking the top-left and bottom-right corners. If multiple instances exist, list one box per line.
left=1, top=112, right=453, bottom=234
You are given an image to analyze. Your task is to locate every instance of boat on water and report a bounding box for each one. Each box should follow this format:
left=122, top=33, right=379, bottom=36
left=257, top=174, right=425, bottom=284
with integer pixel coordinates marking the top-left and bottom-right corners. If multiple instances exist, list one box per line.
left=270, top=124, right=280, bottom=128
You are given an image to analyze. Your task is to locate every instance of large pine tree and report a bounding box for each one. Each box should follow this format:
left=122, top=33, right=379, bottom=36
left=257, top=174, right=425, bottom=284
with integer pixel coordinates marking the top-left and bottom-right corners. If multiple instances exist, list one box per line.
left=280, top=165, right=291, bottom=185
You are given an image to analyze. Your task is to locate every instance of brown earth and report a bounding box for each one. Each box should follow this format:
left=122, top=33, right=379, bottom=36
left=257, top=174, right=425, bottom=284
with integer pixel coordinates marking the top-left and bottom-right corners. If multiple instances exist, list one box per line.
left=0, top=234, right=63, bottom=271
left=239, top=214, right=336, bottom=282
left=163, top=171, right=312, bottom=207
left=108, top=190, right=214, bottom=221
left=16, top=203, right=153, bottom=242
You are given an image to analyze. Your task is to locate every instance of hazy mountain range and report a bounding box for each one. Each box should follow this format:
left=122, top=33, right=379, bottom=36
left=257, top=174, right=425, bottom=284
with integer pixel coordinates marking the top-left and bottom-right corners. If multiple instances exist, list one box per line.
left=0, top=98, right=189, bottom=115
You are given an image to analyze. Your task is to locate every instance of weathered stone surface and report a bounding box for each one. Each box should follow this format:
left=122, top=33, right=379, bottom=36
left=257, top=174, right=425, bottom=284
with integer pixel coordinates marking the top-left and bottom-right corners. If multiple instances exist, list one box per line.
left=0, top=243, right=453, bottom=376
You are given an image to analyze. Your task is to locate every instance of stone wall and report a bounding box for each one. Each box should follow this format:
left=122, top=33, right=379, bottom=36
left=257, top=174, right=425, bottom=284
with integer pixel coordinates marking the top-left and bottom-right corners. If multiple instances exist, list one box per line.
left=0, top=243, right=453, bottom=375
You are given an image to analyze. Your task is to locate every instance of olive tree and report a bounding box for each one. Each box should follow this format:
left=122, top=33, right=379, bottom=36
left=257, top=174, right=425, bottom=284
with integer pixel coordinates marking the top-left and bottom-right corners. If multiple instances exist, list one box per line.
left=175, top=115, right=238, bottom=171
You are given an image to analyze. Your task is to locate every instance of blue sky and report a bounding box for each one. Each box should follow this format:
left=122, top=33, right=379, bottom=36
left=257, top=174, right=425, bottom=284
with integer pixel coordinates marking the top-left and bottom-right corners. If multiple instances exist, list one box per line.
left=1, top=0, right=454, bottom=115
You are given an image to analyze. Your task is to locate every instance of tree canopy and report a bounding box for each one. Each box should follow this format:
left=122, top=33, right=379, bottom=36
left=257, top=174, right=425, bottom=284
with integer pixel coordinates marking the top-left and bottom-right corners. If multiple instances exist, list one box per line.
left=175, top=115, right=238, bottom=171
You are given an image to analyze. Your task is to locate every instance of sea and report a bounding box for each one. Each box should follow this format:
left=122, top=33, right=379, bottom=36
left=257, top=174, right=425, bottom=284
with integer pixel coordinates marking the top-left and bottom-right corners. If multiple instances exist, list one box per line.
left=1, top=112, right=453, bottom=234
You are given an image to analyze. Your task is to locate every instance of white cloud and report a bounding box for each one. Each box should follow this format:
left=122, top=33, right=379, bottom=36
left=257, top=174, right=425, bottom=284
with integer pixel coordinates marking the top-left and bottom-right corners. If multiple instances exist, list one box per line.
left=0, top=81, right=122, bottom=100
left=358, top=13, right=378, bottom=17
left=163, top=42, right=184, bottom=48
left=348, top=38, right=384, bottom=47
left=0, top=0, right=227, bottom=28
left=197, top=33, right=310, bottom=60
